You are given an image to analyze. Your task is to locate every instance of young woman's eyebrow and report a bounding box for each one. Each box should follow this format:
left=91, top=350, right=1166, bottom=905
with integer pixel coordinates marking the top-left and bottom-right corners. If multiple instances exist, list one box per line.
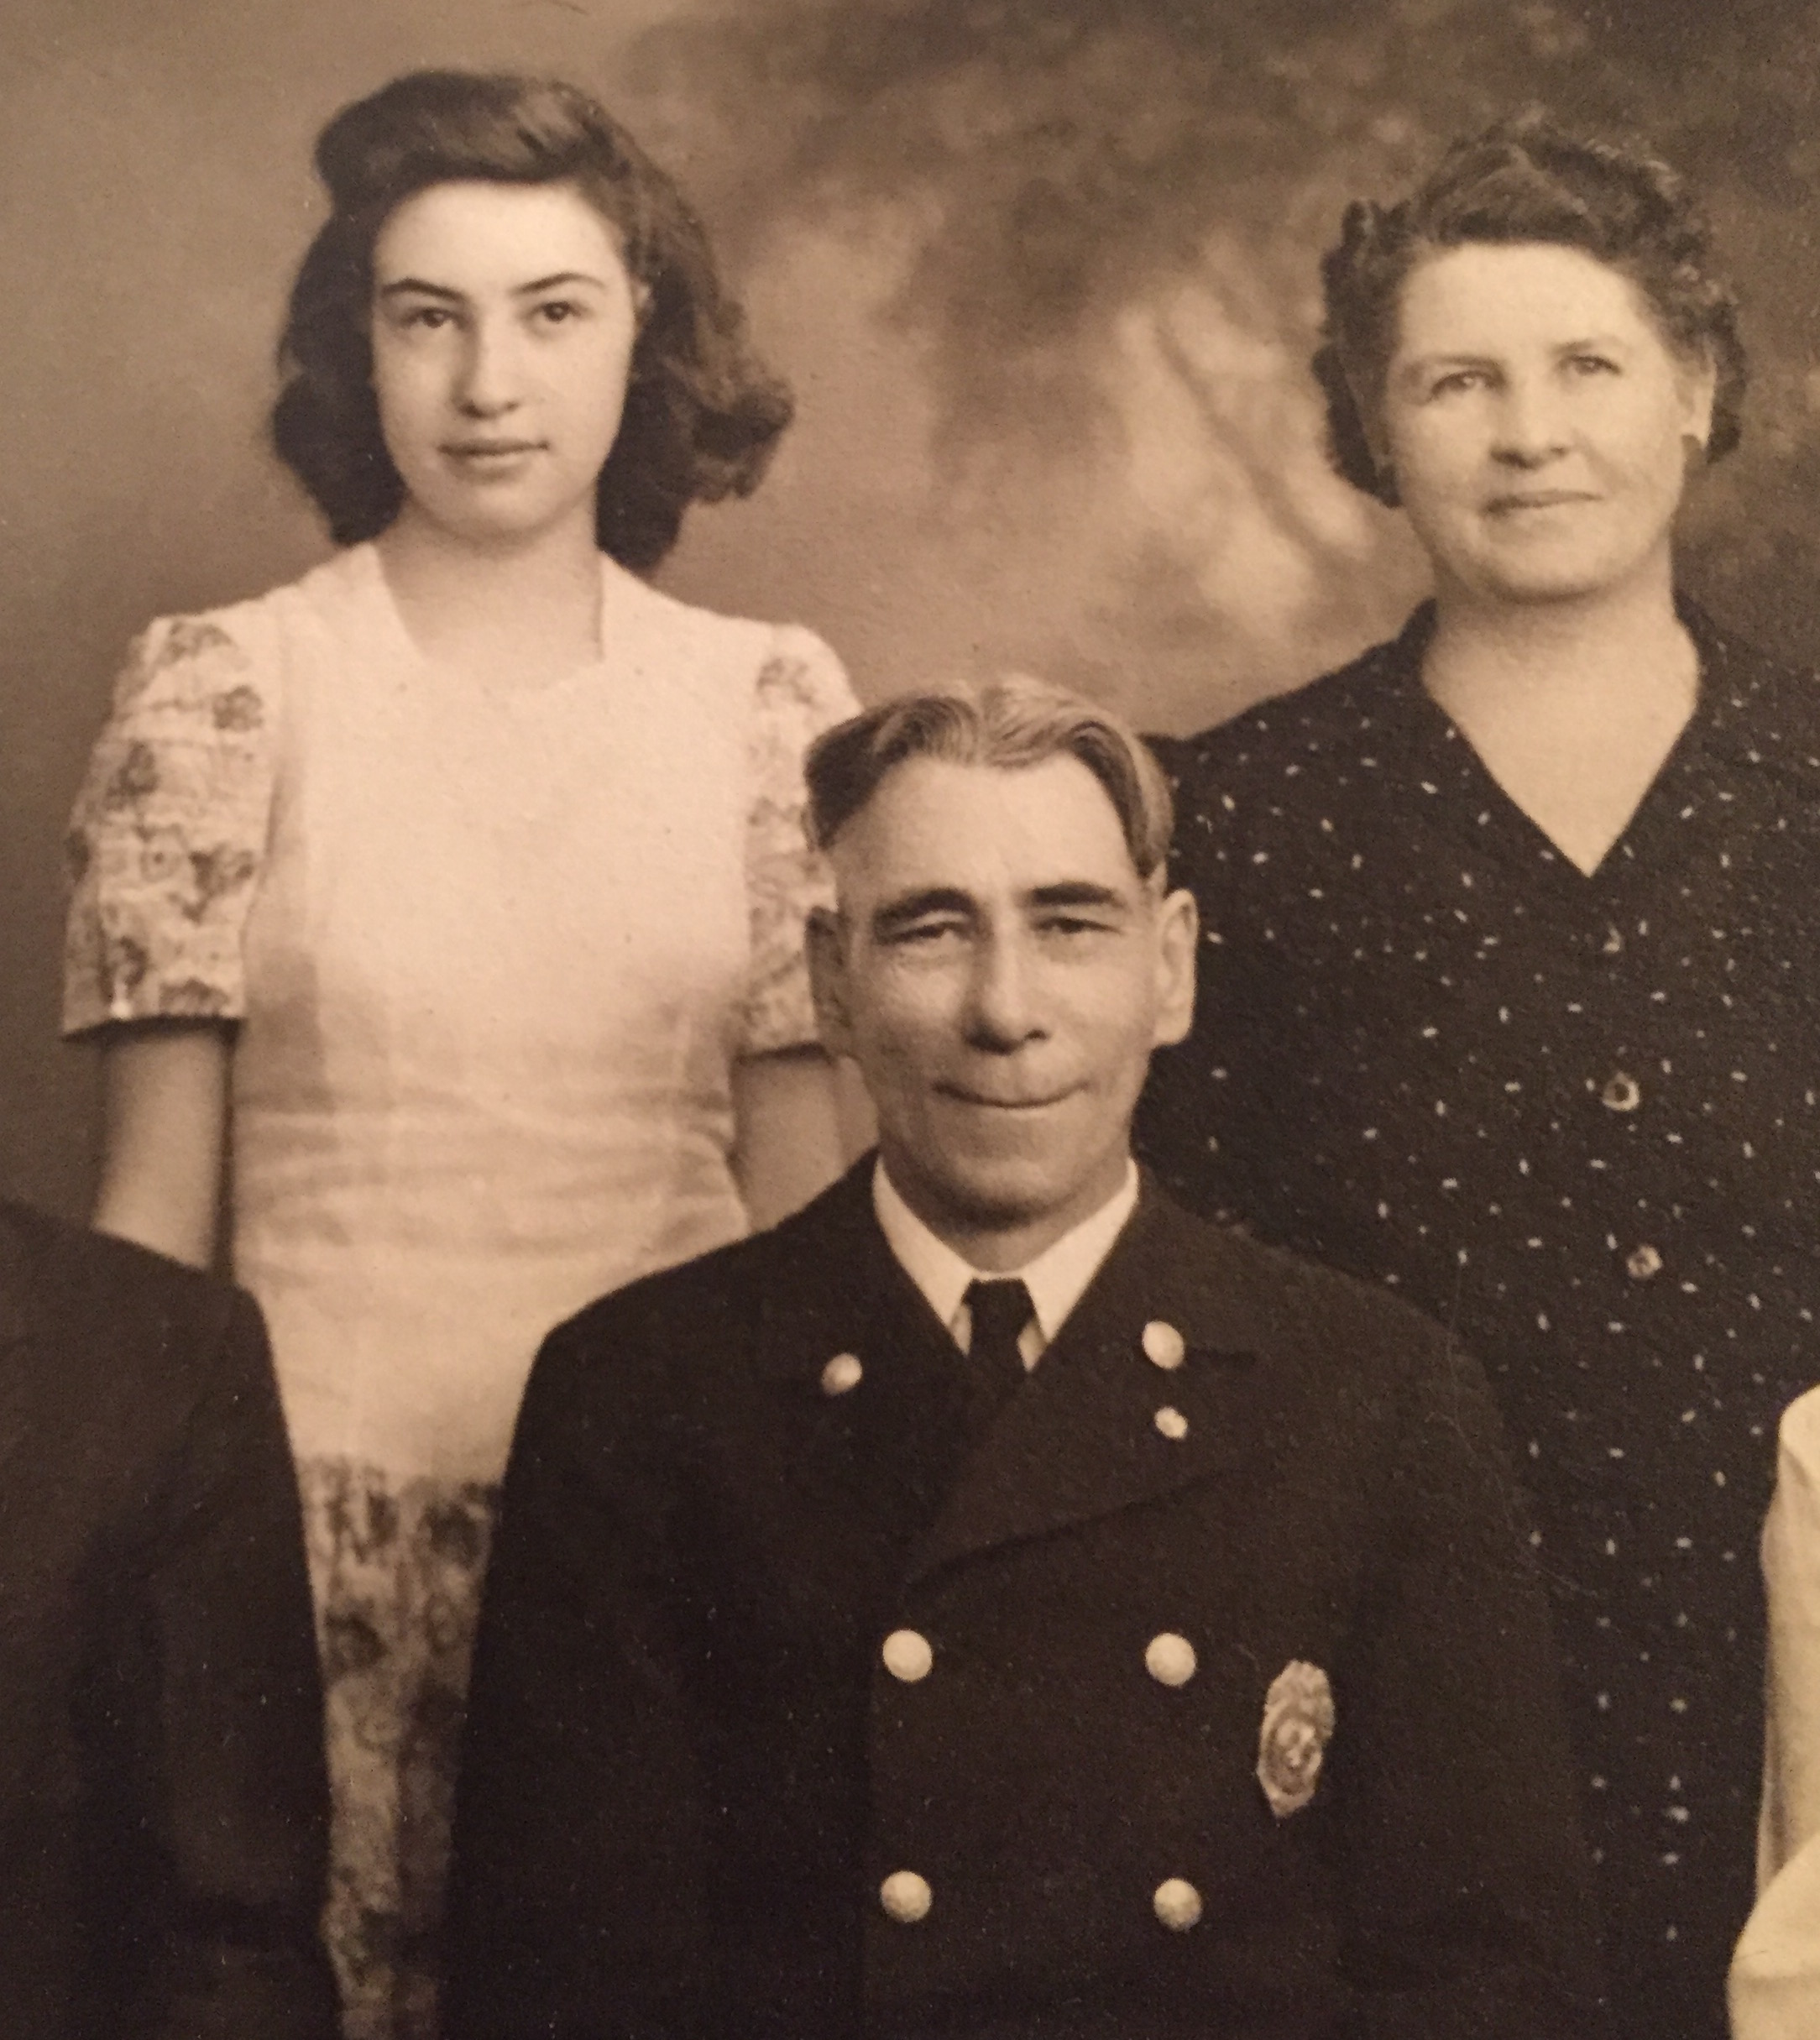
left=375, top=277, right=463, bottom=301
left=512, top=270, right=610, bottom=295
left=376, top=270, right=608, bottom=302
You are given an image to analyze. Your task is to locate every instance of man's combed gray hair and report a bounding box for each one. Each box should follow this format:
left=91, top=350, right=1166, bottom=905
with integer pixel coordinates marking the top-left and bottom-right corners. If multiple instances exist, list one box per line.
left=805, top=673, right=1174, bottom=881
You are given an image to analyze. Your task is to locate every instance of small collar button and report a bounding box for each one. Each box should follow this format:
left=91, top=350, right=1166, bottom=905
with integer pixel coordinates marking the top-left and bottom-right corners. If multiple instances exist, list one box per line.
left=820, top=1352, right=864, bottom=1396
left=1142, top=1320, right=1187, bottom=1371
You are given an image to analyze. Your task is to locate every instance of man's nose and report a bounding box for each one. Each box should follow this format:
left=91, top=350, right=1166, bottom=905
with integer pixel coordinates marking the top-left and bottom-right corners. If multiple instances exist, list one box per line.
left=964, top=931, right=1046, bottom=1050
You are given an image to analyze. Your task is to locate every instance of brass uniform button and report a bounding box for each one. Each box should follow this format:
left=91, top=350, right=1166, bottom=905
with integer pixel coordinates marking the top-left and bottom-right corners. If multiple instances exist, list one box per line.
left=1145, top=1633, right=1198, bottom=1687
left=1153, top=1878, right=1203, bottom=1931
left=881, top=1870, right=932, bottom=1922
left=881, top=1629, right=934, bottom=1683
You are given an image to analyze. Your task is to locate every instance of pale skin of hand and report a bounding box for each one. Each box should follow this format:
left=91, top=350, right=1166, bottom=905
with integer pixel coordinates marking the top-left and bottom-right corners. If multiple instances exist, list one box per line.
left=93, top=1023, right=873, bottom=1269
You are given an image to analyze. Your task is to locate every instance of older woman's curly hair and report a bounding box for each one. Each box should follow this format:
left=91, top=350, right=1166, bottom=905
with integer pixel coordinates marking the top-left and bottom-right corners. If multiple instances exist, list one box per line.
left=272, top=70, right=793, bottom=570
left=1313, top=112, right=1746, bottom=505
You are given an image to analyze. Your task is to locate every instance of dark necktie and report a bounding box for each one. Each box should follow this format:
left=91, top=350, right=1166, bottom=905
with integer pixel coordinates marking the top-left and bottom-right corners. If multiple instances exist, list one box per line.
left=963, top=1277, right=1034, bottom=1431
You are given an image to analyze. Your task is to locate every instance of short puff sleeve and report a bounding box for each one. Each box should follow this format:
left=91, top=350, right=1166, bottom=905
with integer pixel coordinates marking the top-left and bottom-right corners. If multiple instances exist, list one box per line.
left=737, top=624, right=860, bottom=1058
left=63, top=613, right=279, bottom=1034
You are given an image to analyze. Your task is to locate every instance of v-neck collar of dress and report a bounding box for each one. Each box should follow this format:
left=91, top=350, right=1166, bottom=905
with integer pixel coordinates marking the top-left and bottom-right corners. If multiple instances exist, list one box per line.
left=1371, top=595, right=1748, bottom=896
left=353, top=540, right=637, bottom=705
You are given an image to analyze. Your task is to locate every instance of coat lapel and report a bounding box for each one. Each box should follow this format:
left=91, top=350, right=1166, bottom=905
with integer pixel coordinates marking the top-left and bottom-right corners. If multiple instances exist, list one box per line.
left=748, top=1163, right=981, bottom=1544
left=906, top=1183, right=1270, bottom=1588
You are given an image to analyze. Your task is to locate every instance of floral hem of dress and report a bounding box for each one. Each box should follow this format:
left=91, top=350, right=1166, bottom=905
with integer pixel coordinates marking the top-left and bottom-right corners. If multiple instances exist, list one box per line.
left=300, top=1457, right=499, bottom=2040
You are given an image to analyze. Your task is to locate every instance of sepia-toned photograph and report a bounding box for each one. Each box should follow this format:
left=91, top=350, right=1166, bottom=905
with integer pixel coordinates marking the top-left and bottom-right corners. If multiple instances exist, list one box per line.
left=1, top=3, right=1816, bottom=2037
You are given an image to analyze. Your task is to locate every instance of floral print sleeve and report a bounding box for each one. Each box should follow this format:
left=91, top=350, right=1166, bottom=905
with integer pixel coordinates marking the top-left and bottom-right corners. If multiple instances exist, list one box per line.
left=62, top=612, right=278, bottom=1033
left=737, top=624, right=860, bottom=1058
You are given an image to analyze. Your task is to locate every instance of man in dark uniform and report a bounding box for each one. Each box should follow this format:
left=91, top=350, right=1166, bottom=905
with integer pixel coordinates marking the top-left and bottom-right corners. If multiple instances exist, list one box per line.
left=445, top=678, right=1608, bottom=2038
left=0, top=1197, right=337, bottom=2039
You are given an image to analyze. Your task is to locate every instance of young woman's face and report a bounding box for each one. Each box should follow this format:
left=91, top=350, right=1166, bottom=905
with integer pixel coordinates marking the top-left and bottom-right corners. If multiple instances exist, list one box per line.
left=369, top=179, right=643, bottom=551
left=1377, top=240, right=1716, bottom=610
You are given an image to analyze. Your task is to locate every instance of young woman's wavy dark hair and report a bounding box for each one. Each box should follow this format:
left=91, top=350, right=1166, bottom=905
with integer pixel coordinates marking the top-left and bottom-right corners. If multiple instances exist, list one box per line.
left=273, top=70, right=793, bottom=571
left=1313, top=111, right=1747, bottom=506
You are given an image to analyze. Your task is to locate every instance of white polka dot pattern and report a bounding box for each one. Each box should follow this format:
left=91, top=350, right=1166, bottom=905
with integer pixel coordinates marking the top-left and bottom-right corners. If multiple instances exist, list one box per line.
left=1138, top=602, right=1820, bottom=2037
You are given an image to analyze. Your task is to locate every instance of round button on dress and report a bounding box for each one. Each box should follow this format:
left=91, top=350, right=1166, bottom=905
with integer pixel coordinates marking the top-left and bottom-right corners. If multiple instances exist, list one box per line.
left=1601, top=1072, right=1642, bottom=1113
left=881, top=1870, right=933, bottom=1923
left=881, top=1629, right=934, bottom=1682
left=1153, top=1878, right=1203, bottom=1931
left=820, top=1352, right=863, bottom=1396
left=1142, top=1320, right=1187, bottom=1370
left=1145, top=1632, right=1198, bottom=1687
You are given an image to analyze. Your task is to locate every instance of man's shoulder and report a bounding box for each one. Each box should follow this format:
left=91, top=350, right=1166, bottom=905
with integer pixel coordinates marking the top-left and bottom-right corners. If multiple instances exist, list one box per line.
left=0, top=1202, right=270, bottom=1509
left=533, top=1167, right=873, bottom=1387
left=0, top=1200, right=247, bottom=1363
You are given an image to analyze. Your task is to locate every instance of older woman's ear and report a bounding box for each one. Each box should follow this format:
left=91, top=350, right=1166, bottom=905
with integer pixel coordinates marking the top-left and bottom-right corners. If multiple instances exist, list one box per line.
left=1678, top=346, right=1719, bottom=460
left=1310, top=340, right=1399, bottom=507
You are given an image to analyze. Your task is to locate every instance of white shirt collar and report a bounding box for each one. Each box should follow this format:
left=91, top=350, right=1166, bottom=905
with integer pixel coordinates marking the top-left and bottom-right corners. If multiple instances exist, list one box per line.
left=871, top=1156, right=1140, bottom=1366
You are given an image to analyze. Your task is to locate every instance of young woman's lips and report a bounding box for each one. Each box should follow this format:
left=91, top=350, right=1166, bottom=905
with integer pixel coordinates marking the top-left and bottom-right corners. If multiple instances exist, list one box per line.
left=443, top=438, right=544, bottom=460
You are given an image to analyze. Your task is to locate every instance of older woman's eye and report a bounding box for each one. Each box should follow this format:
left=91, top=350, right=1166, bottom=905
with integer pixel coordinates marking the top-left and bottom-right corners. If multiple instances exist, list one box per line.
left=1426, top=368, right=1488, bottom=400
left=1566, top=352, right=1620, bottom=376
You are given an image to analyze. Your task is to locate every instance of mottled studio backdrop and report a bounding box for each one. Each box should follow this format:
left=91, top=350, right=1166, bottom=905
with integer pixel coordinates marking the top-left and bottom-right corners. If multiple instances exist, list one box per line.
left=4, top=0, right=1819, bottom=1217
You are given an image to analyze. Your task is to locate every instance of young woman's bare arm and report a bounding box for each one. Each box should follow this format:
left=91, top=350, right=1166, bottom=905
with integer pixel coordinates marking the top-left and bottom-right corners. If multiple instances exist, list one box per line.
left=92, top=1023, right=233, bottom=1268
left=730, top=1046, right=874, bottom=1232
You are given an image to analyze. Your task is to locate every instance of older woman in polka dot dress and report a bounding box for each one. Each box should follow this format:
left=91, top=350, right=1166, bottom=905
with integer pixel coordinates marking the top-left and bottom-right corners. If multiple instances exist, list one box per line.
left=1138, top=114, right=1819, bottom=2040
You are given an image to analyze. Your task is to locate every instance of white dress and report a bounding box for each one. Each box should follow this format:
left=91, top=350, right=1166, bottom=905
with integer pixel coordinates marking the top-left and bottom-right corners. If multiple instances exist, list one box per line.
left=1732, top=1387, right=1820, bottom=2040
left=64, top=542, right=857, bottom=2038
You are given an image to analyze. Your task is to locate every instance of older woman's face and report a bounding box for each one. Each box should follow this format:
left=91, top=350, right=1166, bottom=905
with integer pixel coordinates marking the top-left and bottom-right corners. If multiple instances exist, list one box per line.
left=1378, top=240, right=1715, bottom=609
left=369, top=179, right=643, bottom=552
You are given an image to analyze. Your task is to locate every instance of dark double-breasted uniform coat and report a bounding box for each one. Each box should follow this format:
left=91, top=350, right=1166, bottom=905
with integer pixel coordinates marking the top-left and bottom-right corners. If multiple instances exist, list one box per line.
left=445, top=1162, right=1608, bottom=2039
left=0, top=1199, right=337, bottom=2040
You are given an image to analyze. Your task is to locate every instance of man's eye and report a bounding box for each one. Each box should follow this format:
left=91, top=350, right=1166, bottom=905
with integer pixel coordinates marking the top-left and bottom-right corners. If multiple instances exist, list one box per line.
left=887, top=920, right=964, bottom=947
left=1429, top=368, right=1487, bottom=399
left=1566, top=353, right=1619, bottom=377
left=404, top=306, right=455, bottom=330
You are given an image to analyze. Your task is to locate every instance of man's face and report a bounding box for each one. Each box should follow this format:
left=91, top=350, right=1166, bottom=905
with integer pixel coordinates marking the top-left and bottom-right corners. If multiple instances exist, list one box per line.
left=810, top=755, right=1196, bottom=1268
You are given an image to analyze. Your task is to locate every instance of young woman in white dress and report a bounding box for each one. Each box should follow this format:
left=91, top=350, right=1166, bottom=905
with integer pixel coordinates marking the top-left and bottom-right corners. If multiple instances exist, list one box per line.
left=63, top=70, right=860, bottom=2038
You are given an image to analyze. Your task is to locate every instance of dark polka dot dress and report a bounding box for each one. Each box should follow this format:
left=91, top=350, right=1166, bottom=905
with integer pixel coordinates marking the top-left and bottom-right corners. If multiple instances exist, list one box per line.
left=1138, top=602, right=1820, bottom=2040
